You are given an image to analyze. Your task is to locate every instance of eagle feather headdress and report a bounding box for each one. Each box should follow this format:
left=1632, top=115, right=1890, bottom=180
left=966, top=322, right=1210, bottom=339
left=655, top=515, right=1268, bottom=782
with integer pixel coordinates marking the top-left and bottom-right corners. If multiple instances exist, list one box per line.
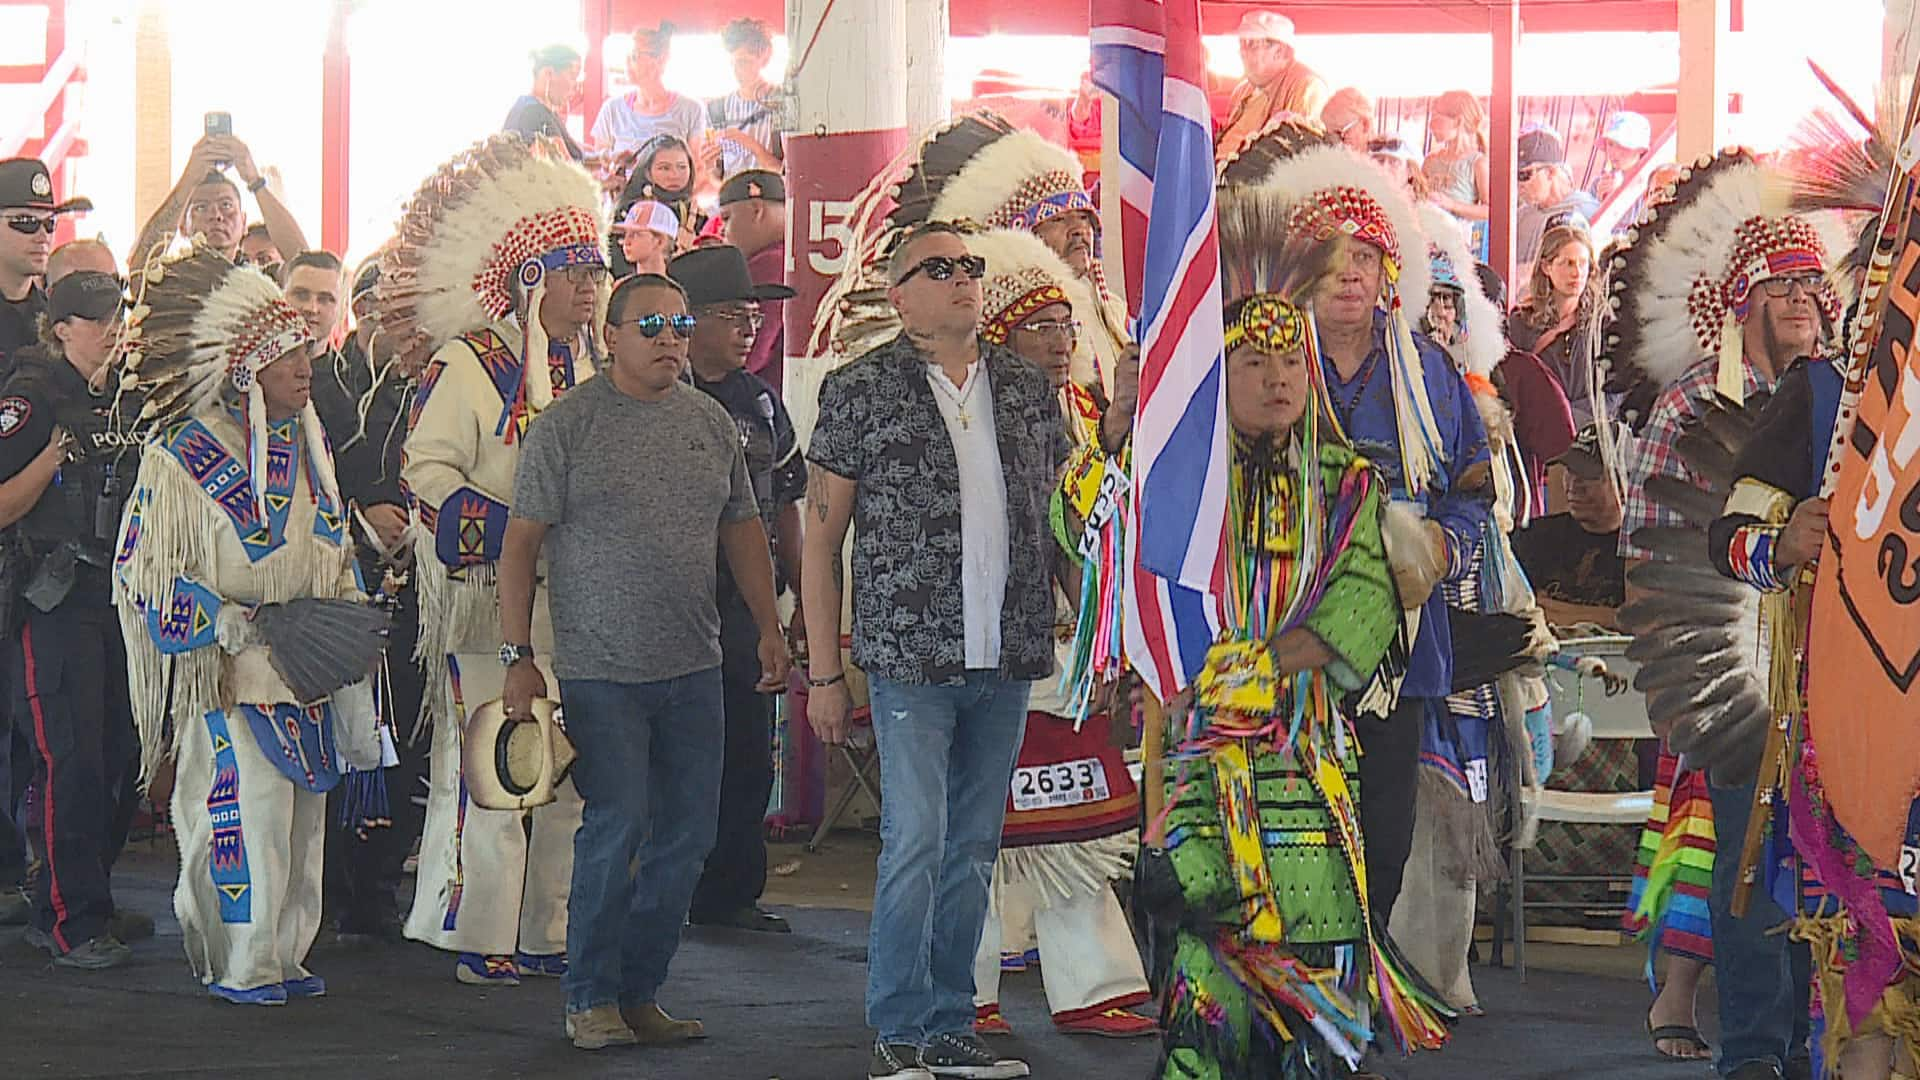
left=374, top=133, right=608, bottom=411
left=1255, top=143, right=1444, bottom=494
left=810, top=112, right=1102, bottom=363
left=123, top=243, right=336, bottom=520
left=972, top=227, right=1104, bottom=389
left=1598, top=149, right=1851, bottom=428
left=1593, top=151, right=1846, bottom=784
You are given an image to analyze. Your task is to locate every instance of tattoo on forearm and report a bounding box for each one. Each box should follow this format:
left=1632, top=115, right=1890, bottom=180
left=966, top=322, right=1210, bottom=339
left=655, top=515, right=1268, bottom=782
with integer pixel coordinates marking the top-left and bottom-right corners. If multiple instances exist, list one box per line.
left=808, top=470, right=831, bottom=523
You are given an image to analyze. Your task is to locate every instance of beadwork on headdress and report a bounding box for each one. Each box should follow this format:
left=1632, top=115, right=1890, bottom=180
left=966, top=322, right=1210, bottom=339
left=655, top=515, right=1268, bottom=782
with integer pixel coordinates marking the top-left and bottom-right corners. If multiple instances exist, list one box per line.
left=1685, top=214, right=1839, bottom=353
left=1289, top=185, right=1401, bottom=281
left=376, top=133, right=608, bottom=374
left=1223, top=294, right=1308, bottom=355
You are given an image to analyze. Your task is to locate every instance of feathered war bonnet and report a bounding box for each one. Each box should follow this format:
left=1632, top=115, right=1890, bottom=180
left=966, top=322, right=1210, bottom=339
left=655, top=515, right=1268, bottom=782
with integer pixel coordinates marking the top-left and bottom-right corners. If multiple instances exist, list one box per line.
left=971, top=227, right=1100, bottom=387
left=811, top=112, right=1116, bottom=371
left=375, top=133, right=608, bottom=441
left=122, top=243, right=337, bottom=520
left=1599, top=149, right=1852, bottom=427
left=1256, top=142, right=1444, bottom=495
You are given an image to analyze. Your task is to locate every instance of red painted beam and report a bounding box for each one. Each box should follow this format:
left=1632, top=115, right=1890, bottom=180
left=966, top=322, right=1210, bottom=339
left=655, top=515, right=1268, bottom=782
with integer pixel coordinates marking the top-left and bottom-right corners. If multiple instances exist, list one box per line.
left=584, top=0, right=609, bottom=152
left=1488, top=0, right=1518, bottom=289
left=320, top=0, right=350, bottom=256
left=605, top=0, right=1677, bottom=37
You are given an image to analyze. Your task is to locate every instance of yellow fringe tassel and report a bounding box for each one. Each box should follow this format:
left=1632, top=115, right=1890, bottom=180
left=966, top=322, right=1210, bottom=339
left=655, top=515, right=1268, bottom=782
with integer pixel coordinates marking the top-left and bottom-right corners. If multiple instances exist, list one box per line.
left=1791, top=914, right=1920, bottom=1076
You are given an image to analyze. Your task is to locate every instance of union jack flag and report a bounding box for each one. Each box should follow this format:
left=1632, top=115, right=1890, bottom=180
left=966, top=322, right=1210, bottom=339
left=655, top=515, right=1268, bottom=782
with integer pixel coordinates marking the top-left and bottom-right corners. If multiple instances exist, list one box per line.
left=1092, top=0, right=1227, bottom=700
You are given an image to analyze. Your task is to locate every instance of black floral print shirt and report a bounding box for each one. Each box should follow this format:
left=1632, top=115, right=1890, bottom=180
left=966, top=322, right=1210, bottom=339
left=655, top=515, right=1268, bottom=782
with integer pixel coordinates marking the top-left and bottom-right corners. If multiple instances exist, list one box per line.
left=809, top=332, right=1070, bottom=686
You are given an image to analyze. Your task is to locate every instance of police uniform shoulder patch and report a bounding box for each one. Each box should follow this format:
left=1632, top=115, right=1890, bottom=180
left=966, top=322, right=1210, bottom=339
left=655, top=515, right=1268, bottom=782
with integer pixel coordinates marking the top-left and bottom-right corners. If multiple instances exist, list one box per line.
left=0, top=396, right=31, bottom=437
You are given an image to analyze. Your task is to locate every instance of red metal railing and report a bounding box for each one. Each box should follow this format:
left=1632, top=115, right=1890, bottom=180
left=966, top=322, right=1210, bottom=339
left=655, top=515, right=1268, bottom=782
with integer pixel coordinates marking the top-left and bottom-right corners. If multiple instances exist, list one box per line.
left=0, top=0, right=86, bottom=244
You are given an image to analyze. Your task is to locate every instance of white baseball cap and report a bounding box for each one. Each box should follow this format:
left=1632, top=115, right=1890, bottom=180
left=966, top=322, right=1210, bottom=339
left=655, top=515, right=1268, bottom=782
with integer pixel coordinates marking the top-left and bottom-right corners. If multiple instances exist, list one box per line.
left=614, top=199, right=679, bottom=238
left=1237, top=11, right=1295, bottom=43
left=1601, top=111, right=1651, bottom=152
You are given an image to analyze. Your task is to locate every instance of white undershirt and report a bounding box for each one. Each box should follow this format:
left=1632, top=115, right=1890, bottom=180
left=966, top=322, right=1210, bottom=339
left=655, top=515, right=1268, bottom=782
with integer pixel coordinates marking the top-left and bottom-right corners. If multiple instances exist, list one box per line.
left=927, top=360, right=1009, bottom=669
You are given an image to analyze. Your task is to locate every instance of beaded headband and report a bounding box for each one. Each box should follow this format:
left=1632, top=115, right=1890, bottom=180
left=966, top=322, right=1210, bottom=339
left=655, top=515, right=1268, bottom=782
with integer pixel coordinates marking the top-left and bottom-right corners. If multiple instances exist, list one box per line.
left=472, top=206, right=606, bottom=320
left=982, top=281, right=1070, bottom=345
left=991, top=174, right=1096, bottom=232
left=1223, top=294, right=1308, bottom=354
left=1288, top=185, right=1401, bottom=284
left=225, top=300, right=313, bottom=390
left=1685, top=214, right=1839, bottom=352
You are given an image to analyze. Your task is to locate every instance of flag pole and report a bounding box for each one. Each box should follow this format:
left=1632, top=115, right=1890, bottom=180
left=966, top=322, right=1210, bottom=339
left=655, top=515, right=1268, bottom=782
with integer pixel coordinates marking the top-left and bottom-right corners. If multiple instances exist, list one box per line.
left=1099, top=88, right=1129, bottom=317
left=1140, top=688, right=1166, bottom=846
left=1816, top=67, right=1920, bottom=501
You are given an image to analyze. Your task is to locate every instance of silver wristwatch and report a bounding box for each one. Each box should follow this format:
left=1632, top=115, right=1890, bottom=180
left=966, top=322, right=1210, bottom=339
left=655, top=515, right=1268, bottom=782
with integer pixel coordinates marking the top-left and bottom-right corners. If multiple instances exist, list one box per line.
left=499, top=643, right=535, bottom=667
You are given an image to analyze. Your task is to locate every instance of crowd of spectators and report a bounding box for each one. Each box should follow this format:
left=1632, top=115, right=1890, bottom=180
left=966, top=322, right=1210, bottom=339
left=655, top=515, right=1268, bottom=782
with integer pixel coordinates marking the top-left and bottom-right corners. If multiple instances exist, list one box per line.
left=0, top=12, right=1723, bottom=1079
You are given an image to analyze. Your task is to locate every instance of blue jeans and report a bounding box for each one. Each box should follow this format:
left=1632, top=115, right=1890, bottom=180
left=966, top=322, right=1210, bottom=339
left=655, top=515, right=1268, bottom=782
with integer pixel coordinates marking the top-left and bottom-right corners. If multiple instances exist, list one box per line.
left=865, top=672, right=1030, bottom=1045
left=559, top=668, right=724, bottom=1013
left=1709, top=778, right=1811, bottom=1076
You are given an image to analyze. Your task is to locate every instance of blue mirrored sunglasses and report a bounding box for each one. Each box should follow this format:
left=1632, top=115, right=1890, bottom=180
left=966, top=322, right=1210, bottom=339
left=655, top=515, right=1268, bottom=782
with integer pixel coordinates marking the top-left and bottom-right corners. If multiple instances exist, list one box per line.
left=626, top=313, right=697, bottom=339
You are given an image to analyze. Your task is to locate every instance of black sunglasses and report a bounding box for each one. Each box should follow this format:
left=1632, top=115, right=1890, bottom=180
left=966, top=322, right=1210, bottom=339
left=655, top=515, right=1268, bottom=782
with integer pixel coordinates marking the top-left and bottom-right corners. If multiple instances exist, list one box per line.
left=625, top=313, right=697, bottom=339
left=4, top=215, right=57, bottom=236
left=899, top=254, right=987, bottom=285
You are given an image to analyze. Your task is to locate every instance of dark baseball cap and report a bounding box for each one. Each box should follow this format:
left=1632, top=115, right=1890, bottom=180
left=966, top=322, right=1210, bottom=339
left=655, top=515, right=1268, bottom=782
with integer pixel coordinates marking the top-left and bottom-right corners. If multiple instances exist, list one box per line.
left=1517, top=128, right=1565, bottom=171
left=1543, top=208, right=1592, bottom=235
left=0, top=158, right=92, bottom=214
left=717, top=169, right=784, bottom=208
left=1554, top=424, right=1609, bottom=479
left=47, top=271, right=124, bottom=322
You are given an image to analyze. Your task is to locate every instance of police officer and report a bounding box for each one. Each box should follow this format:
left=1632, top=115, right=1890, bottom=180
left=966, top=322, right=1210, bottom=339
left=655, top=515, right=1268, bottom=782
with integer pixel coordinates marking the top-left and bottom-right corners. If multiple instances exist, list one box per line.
left=669, top=246, right=804, bottom=933
left=0, top=158, right=93, bottom=375
left=0, top=269, right=145, bottom=969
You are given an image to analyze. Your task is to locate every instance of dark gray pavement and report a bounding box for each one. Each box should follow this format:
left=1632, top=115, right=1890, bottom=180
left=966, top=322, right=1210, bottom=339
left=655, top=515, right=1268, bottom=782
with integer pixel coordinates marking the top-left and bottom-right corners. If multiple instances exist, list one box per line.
left=2, top=844, right=1722, bottom=1080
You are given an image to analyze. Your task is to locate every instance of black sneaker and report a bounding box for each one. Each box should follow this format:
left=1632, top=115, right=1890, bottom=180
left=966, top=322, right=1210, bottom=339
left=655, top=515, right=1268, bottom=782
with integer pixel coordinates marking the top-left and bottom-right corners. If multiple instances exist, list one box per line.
left=918, top=1033, right=1029, bottom=1079
left=52, top=935, right=132, bottom=970
left=869, top=1038, right=933, bottom=1080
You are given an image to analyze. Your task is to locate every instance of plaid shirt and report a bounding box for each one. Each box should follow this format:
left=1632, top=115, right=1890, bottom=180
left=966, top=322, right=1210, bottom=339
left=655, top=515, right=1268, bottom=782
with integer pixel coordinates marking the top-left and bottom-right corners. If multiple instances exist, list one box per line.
left=1618, top=357, right=1773, bottom=560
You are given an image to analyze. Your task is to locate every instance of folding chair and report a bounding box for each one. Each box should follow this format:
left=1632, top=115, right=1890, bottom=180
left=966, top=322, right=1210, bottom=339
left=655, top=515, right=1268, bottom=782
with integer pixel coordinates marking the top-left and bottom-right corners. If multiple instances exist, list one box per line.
left=1489, top=634, right=1655, bottom=981
left=806, top=706, right=880, bottom=853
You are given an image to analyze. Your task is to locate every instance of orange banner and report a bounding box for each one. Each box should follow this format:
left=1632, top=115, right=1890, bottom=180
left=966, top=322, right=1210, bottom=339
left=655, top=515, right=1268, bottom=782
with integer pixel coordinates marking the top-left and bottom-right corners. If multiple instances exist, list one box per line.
left=1808, top=184, right=1920, bottom=870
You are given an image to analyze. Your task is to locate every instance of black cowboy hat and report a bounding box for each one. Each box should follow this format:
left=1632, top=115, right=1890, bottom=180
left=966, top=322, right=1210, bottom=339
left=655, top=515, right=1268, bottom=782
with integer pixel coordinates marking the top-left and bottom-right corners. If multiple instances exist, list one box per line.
left=666, top=244, right=794, bottom=305
left=0, top=158, right=92, bottom=214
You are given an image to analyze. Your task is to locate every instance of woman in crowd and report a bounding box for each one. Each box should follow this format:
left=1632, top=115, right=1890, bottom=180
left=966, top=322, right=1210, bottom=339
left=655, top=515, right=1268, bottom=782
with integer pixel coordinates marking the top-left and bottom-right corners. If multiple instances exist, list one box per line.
left=620, top=134, right=707, bottom=252
left=1319, top=87, right=1374, bottom=152
left=1423, top=91, right=1490, bottom=261
left=1368, top=135, right=1431, bottom=208
left=1506, top=216, right=1602, bottom=431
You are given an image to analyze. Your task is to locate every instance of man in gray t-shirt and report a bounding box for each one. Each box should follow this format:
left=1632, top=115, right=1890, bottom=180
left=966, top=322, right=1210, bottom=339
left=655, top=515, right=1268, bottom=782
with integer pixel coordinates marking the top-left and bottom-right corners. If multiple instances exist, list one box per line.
left=497, top=273, right=789, bottom=1050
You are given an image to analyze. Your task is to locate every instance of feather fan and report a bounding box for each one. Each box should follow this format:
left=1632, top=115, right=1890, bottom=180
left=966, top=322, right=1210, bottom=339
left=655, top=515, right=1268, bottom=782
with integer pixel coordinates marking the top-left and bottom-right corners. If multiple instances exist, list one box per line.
left=1619, top=391, right=1775, bottom=785
left=252, top=597, right=393, bottom=706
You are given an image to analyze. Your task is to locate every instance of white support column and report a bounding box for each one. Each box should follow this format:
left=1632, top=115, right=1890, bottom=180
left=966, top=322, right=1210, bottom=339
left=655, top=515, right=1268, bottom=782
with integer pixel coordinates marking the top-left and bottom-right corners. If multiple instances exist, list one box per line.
left=1676, top=0, right=1728, bottom=162
left=132, top=0, right=172, bottom=238
left=903, top=0, right=949, bottom=135
left=784, top=0, right=914, bottom=442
